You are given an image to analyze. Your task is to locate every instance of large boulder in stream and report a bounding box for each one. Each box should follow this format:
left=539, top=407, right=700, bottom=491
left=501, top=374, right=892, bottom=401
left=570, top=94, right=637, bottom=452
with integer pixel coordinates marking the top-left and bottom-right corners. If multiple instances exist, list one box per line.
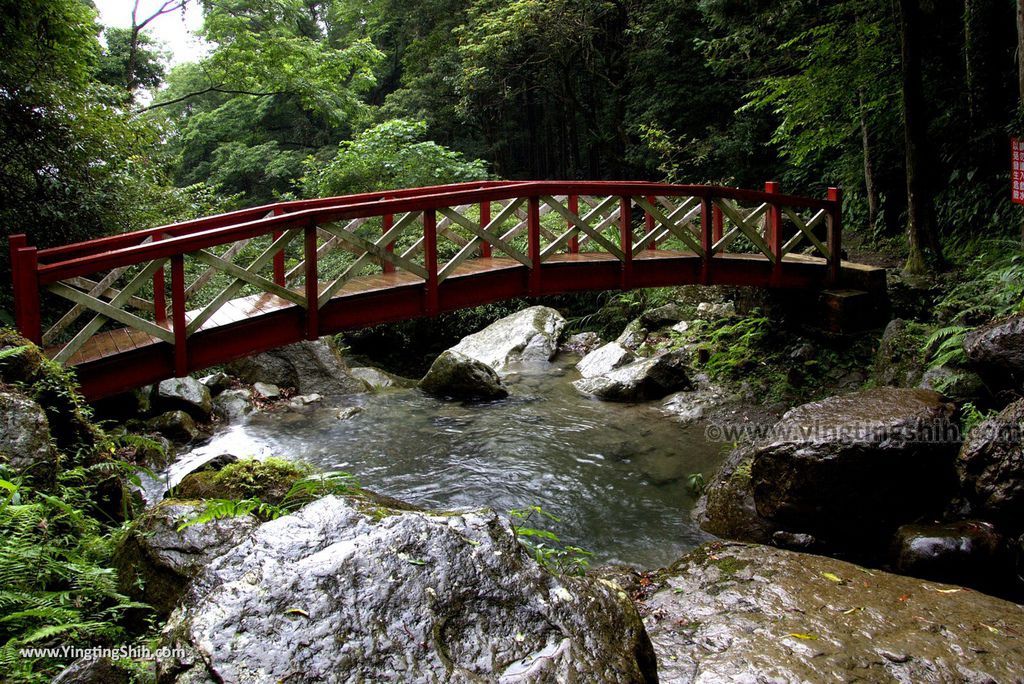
left=448, top=305, right=566, bottom=373
left=958, top=397, right=1024, bottom=528
left=964, top=314, right=1024, bottom=392
left=154, top=376, right=213, bottom=419
left=418, top=350, right=509, bottom=401
left=156, top=496, right=656, bottom=683
left=574, top=349, right=692, bottom=401
left=227, top=337, right=370, bottom=396
left=642, top=541, right=1024, bottom=683
left=699, top=387, right=959, bottom=553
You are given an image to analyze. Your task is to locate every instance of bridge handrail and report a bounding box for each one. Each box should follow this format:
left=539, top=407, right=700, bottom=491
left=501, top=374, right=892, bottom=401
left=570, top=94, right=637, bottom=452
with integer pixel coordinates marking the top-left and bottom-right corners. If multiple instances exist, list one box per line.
left=29, top=182, right=838, bottom=281
left=9, top=180, right=842, bottom=369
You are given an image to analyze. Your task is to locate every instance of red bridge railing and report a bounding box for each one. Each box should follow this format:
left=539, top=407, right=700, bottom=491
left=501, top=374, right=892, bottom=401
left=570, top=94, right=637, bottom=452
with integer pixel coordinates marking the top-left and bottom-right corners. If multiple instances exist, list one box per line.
left=9, top=180, right=841, bottom=379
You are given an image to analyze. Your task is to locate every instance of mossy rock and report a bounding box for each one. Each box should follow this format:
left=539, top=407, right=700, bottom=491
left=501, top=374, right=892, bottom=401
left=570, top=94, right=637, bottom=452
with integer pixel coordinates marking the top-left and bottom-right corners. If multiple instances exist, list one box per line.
left=172, top=457, right=311, bottom=505
left=870, top=319, right=931, bottom=387
left=0, top=329, right=100, bottom=460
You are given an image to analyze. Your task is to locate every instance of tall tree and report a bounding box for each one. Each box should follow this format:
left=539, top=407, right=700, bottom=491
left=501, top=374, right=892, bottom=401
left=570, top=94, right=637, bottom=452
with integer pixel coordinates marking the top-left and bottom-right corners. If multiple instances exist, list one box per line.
left=898, top=0, right=945, bottom=273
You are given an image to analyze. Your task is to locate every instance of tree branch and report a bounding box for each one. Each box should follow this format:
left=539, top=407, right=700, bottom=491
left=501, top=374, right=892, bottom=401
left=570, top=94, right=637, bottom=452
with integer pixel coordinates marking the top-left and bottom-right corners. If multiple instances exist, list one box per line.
left=135, top=86, right=290, bottom=113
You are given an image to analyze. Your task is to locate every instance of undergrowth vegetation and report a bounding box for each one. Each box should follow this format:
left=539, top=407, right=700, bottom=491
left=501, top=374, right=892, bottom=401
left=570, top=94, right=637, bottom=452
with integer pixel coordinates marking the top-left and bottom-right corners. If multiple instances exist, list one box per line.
left=0, top=332, right=162, bottom=682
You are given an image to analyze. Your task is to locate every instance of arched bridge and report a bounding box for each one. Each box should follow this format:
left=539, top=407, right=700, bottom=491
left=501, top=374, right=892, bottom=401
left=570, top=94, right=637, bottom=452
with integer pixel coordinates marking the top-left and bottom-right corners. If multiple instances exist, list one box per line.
left=8, top=181, right=882, bottom=400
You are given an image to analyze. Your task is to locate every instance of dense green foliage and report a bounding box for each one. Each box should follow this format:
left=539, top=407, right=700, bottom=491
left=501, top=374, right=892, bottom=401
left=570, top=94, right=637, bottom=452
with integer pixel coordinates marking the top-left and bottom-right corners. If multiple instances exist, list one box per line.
left=0, top=335, right=161, bottom=682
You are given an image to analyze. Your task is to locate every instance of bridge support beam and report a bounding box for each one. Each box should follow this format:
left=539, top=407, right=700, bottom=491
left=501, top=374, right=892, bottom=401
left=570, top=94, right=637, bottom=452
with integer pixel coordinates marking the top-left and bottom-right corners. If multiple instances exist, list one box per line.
left=9, top=235, right=41, bottom=344
left=620, top=196, right=633, bottom=290
left=171, top=255, right=188, bottom=377
left=304, top=222, right=319, bottom=340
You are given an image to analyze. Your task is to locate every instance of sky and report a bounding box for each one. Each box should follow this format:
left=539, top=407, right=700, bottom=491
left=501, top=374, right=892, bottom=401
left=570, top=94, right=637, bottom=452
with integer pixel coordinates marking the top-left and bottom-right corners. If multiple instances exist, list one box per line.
left=93, top=0, right=209, bottom=66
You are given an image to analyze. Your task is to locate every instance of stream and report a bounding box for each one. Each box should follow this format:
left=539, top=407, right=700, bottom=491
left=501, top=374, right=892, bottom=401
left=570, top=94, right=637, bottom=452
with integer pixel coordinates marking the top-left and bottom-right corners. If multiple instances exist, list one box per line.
left=152, top=356, right=726, bottom=568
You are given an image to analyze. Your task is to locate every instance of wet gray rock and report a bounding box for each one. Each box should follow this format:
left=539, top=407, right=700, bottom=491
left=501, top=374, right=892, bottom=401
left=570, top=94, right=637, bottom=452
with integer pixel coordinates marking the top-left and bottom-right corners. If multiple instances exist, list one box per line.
left=212, top=388, right=253, bottom=422
left=51, top=657, right=131, bottom=684
left=0, top=390, right=52, bottom=475
left=156, top=496, right=656, bottom=683
left=918, top=364, right=987, bottom=403
left=749, top=387, right=959, bottom=548
left=964, top=314, right=1024, bottom=391
left=155, top=376, right=213, bottom=419
left=695, top=446, right=774, bottom=545
left=958, top=398, right=1024, bottom=527
left=419, top=350, right=509, bottom=401
left=147, top=410, right=200, bottom=443
left=560, top=331, right=603, bottom=356
left=336, top=406, right=364, bottom=420
left=114, top=500, right=259, bottom=618
left=349, top=366, right=414, bottom=390
left=616, top=319, right=649, bottom=351
left=660, top=385, right=731, bottom=426
left=252, top=381, right=280, bottom=399
left=642, top=541, right=1024, bottom=684
left=695, top=301, right=735, bottom=320
left=573, top=349, right=692, bottom=401
left=198, top=371, right=231, bottom=395
left=640, top=303, right=687, bottom=328
left=893, top=520, right=1005, bottom=588
left=288, top=393, right=323, bottom=408
left=228, top=337, right=370, bottom=396
left=576, top=341, right=635, bottom=379
left=449, top=305, right=566, bottom=373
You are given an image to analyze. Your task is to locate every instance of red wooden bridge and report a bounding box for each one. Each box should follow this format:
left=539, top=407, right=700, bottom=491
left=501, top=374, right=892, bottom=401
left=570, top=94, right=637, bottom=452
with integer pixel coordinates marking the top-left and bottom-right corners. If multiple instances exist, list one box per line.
left=8, top=180, right=878, bottom=400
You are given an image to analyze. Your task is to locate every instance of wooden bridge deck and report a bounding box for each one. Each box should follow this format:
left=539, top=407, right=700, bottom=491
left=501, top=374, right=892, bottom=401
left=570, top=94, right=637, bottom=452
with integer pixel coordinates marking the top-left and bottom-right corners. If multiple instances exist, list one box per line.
left=48, top=249, right=883, bottom=399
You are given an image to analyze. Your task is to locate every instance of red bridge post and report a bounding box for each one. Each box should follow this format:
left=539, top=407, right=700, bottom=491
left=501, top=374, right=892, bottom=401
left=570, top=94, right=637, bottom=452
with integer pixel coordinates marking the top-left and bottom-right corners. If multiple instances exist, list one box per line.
left=479, top=201, right=491, bottom=258
left=424, top=209, right=439, bottom=315
left=620, top=196, right=633, bottom=289
left=171, top=254, right=188, bottom=377
left=304, top=221, right=319, bottom=340
left=528, top=197, right=541, bottom=295
left=568, top=195, right=579, bottom=254
left=645, top=195, right=656, bottom=251
left=827, top=186, right=843, bottom=285
left=9, top=235, right=41, bottom=344
left=712, top=203, right=723, bottom=243
left=382, top=213, right=395, bottom=273
left=701, top=196, right=713, bottom=285
left=272, top=207, right=286, bottom=286
left=153, top=233, right=167, bottom=325
left=766, top=181, right=783, bottom=285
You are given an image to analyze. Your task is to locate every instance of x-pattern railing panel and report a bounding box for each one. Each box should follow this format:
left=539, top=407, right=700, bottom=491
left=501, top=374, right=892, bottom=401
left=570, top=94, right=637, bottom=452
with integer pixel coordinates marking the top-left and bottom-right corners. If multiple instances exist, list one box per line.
left=14, top=182, right=843, bottom=376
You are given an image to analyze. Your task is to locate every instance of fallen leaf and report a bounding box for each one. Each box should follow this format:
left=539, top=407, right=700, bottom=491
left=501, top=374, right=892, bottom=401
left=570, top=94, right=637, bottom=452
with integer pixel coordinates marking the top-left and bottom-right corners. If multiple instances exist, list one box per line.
left=821, top=572, right=844, bottom=584
left=842, top=607, right=863, bottom=615
left=284, top=607, right=309, bottom=617
left=786, top=633, right=818, bottom=640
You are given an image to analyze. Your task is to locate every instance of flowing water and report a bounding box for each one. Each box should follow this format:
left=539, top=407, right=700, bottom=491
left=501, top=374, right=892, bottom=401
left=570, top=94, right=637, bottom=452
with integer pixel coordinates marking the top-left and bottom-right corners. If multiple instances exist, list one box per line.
left=156, top=356, right=726, bottom=568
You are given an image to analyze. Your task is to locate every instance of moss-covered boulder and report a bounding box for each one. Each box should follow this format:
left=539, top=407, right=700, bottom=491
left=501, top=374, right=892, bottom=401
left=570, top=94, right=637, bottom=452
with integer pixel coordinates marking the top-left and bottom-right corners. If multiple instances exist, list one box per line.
left=870, top=318, right=929, bottom=387
left=157, top=496, right=656, bottom=683
left=0, top=329, right=99, bottom=458
left=0, top=388, right=55, bottom=478
left=171, top=457, right=310, bottom=505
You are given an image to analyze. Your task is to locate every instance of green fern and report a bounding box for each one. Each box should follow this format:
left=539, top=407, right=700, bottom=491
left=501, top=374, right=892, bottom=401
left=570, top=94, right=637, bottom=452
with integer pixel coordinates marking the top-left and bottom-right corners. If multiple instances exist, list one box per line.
left=0, top=344, right=30, bottom=362
left=923, top=325, right=970, bottom=370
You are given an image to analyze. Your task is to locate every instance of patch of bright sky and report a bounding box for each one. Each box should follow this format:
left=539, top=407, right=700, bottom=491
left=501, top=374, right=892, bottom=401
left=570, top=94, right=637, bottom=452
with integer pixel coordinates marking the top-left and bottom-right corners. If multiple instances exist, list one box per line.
left=93, top=0, right=209, bottom=66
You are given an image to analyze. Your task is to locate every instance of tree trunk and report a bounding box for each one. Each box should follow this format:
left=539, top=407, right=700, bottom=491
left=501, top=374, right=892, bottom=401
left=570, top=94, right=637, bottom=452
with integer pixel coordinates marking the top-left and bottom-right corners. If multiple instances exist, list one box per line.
left=898, top=0, right=945, bottom=274
left=858, top=89, right=880, bottom=235
left=1018, top=0, right=1024, bottom=103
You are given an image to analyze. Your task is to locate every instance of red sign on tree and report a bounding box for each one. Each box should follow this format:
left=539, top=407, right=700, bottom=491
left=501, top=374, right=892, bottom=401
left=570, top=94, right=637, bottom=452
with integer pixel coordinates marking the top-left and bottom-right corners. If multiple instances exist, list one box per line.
left=1013, top=138, right=1024, bottom=204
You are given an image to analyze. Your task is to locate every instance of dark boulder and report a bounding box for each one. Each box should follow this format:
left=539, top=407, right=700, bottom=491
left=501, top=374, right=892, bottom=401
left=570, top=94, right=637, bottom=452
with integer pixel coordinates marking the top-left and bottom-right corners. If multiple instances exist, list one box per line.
left=893, top=520, right=1006, bottom=589
left=964, top=314, right=1024, bottom=392
left=957, top=398, right=1024, bottom=529
left=750, top=387, right=958, bottom=549
left=419, top=350, right=509, bottom=401
left=114, top=500, right=259, bottom=618
left=227, top=337, right=370, bottom=396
